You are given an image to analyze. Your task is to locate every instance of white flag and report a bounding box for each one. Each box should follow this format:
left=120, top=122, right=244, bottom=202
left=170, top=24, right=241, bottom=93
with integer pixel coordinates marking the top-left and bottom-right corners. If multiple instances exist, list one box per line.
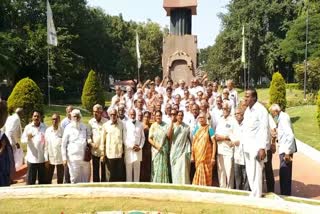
left=136, top=31, right=141, bottom=69
left=241, top=25, right=245, bottom=64
left=47, top=0, right=58, bottom=46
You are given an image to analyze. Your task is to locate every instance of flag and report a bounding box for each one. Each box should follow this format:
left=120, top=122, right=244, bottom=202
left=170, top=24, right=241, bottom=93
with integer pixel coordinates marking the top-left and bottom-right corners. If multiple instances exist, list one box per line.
left=241, top=25, right=245, bottom=64
left=136, top=31, right=141, bottom=69
left=47, top=0, right=58, bottom=46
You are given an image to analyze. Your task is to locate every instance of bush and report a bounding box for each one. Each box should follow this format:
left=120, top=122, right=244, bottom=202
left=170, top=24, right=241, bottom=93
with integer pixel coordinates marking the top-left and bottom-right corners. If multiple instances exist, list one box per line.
left=286, top=83, right=300, bottom=90
left=7, top=77, right=44, bottom=125
left=269, top=72, right=287, bottom=110
left=81, top=70, right=104, bottom=112
left=317, top=90, right=320, bottom=128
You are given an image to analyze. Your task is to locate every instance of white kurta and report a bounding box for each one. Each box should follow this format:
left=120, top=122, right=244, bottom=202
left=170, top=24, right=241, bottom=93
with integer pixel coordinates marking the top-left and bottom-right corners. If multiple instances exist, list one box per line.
left=277, top=111, right=297, bottom=155
left=124, top=120, right=145, bottom=164
left=21, top=122, right=47, bottom=163
left=242, top=101, right=269, bottom=197
left=4, top=113, right=22, bottom=151
left=44, top=126, right=63, bottom=165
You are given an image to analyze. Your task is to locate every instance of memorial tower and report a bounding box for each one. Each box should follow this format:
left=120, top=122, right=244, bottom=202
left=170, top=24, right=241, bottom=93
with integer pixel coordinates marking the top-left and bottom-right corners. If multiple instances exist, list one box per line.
left=162, top=0, right=198, bottom=84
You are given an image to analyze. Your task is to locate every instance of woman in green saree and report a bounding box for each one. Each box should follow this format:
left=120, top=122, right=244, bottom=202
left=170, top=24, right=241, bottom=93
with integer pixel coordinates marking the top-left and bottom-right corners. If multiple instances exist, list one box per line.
left=168, top=110, right=191, bottom=184
left=148, top=110, right=171, bottom=183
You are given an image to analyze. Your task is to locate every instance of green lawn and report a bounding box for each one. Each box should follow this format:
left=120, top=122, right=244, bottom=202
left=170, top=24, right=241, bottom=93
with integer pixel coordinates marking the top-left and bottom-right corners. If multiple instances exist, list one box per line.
left=238, top=88, right=316, bottom=107
left=0, top=197, right=286, bottom=214
left=287, top=105, right=320, bottom=150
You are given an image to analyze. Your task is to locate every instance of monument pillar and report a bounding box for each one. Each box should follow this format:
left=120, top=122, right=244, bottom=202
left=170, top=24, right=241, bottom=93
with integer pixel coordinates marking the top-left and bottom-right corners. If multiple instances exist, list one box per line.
left=162, top=0, right=198, bottom=84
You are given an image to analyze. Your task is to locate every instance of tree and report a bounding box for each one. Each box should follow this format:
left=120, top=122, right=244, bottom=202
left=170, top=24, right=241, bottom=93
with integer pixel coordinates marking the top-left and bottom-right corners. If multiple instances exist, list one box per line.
left=269, top=72, right=287, bottom=110
left=294, top=57, right=320, bottom=92
left=317, top=90, right=320, bottom=128
left=81, top=70, right=104, bottom=111
left=7, top=77, right=44, bottom=125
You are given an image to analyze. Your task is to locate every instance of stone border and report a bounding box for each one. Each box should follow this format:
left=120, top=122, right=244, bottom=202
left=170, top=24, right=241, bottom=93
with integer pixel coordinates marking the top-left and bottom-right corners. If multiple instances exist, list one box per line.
left=296, top=138, right=320, bottom=163
left=0, top=184, right=319, bottom=213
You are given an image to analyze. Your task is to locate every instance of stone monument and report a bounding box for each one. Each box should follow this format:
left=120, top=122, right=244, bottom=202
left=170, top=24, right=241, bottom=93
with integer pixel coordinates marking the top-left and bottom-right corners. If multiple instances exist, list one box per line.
left=162, top=0, right=198, bottom=84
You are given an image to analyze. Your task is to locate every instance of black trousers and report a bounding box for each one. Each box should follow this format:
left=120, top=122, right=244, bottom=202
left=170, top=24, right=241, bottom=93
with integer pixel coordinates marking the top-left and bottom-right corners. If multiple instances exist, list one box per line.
left=279, top=153, right=293, bottom=196
left=234, top=163, right=249, bottom=191
left=264, top=149, right=275, bottom=192
left=64, top=164, right=71, bottom=183
left=106, top=157, right=125, bottom=182
left=92, top=155, right=106, bottom=182
left=47, top=164, right=64, bottom=184
left=27, top=162, right=46, bottom=185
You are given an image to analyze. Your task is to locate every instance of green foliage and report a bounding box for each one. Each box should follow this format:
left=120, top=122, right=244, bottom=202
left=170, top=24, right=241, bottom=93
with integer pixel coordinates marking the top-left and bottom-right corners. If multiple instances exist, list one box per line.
left=7, top=77, right=44, bottom=125
left=317, top=90, right=320, bottom=128
left=280, top=13, right=320, bottom=63
left=269, top=72, right=287, bottom=110
left=294, top=57, right=320, bottom=92
left=286, top=83, right=300, bottom=90
left=81, top=70, right=104, bottom=111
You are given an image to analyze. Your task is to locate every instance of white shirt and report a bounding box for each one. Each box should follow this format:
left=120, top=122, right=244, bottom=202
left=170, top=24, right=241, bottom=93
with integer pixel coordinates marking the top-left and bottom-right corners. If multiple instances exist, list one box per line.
left=189, top=86, right=204, bottom=96
left=61, top=117, right=71, bottom=129
left=4, top=113, right=22, bottom=150
left=45, top=126, right=63, bottom=165
left=228, top=88, right=239, bottom=108
left=163, top=114, right=171, bottom=125
left=173, top=87, right=185, bottom=98
left=155, top=86, right=165, bottom=95
left=216, top=115, right=238, bottom=157
left=211, top=106, right=223, bottom=131
left=233, top=122, right=245, bottom=165
left=277, top=111, right=297, bottom=155
left=88, top=117, right=108, bottom=157
left=62, top=123, right=89, bottom=162
left=242, top=102, right=269, bottom=156
left=124, top=120, right=145, bottom=164
left=21, top=122, right=47, bottom=163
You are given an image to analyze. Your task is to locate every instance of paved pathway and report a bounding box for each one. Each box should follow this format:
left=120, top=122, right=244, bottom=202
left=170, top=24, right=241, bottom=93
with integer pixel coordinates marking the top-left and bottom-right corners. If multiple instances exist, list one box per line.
left=272, top=151, right=320, bottom=200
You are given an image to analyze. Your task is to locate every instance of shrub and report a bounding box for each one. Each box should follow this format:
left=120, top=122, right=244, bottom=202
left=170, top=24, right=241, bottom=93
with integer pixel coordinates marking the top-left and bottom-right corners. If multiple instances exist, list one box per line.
left=286, top=83, right=300, bottom=90
left=7, top=77, right=44, bottom=125
left=269, top=72, right=287, bottom=110
left=317, top=90, right=320, bottom=128
left=81, top=70, right=104, bottom=112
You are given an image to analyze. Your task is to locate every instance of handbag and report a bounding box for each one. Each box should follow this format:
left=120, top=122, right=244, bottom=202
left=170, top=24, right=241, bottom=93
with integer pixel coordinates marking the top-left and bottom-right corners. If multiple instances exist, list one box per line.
left=84, top=143, right=92, bottom=162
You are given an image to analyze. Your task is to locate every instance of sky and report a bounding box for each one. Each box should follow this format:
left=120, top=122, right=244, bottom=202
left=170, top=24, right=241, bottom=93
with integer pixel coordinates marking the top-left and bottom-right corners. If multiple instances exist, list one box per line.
left=87, top=0, right=230, bottom=49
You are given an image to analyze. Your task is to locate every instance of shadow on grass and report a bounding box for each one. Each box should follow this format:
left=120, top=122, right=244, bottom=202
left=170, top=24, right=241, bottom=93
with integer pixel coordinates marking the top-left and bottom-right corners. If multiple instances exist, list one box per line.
left=290, top=116, right=300, bottom=123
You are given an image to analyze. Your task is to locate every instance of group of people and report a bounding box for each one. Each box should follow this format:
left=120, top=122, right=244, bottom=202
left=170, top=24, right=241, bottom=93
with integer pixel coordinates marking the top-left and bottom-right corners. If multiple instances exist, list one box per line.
left=0, top=76, right=297, bottom=198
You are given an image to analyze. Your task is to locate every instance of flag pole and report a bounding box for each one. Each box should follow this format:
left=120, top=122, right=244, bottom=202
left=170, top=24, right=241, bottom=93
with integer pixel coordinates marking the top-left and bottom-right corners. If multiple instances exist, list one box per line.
left=241, top=25, right=246, bottom=90
left=47, top=45, right=51, bottom=107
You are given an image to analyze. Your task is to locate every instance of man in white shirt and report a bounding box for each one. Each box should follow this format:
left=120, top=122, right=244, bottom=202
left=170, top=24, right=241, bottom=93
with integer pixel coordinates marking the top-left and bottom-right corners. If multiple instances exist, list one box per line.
left=233, top=107, right=249, bottom=190
left=88, top=104, right=108, bottom=182
left=211, top=95, right=224, bottom=131
left=242, top=89, right=269, bottom=197
left=215, top=102, right=237, bottom=189
left=100, top=108, right=126, bottom=182
left=124, top=86, right=134, bottom=111
left=111, top=85, right=123, bottom=107
left=21, top=111, right=47, bottom=185
left=163, top=104, right=172, bottom=124
left=174, top=80, right=186, bottom=98
left=226, top=79, right=239, bottom=109
left=60, top=105, right=73, bottom=183
left=124, top=109, right=145, bottom=182
left=4, top=108, right=23, bottom=153
left=44, top=113, right=64, bottom=184
left=62, top=109, right=91, bottom=184
left=270, top=104, right=297, bottom=196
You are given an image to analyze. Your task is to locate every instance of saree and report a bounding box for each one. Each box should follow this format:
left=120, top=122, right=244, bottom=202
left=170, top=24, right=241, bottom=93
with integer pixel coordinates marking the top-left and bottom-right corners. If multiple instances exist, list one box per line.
left=140, top=126, right=152, bottom=182
left=149, top=122, right=170, bottom=183
left=192, top=125, right=213, bottom=186
left=170, top=123, right=191, bottom=184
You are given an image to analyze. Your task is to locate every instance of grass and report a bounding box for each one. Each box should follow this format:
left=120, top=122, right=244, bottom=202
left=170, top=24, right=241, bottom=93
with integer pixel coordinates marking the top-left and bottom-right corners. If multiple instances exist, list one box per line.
left=287, top=105, right=320, bottom=150
left=0, top=197, right=286, bottom=214
left=237, top=88, right=316, bottom=107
